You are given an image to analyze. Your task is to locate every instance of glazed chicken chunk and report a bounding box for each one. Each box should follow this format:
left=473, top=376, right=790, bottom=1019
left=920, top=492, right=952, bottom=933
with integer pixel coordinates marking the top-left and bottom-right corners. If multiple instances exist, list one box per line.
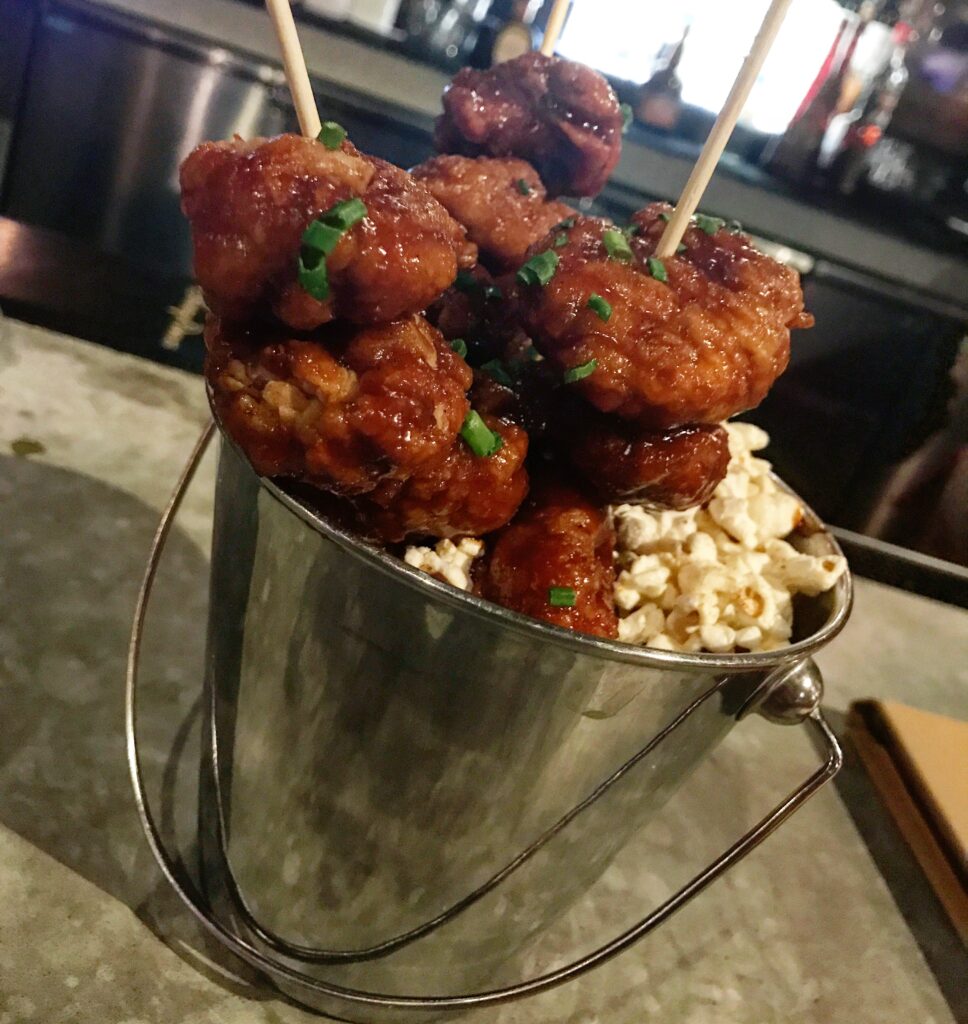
left=412, top=155, right=574, bottom=272
left=568, top=420, right=730, bottom=510
left=480, top=478, right=618, bottom=638
left=206, top=314, right=471, bottom=496
left=518, top=206, right=813, bottom=429
left=359, top=415, right=529, bottom=543
left=181, top=135, right=474, bottom=331
left=434, top=52, right=625, bottom=198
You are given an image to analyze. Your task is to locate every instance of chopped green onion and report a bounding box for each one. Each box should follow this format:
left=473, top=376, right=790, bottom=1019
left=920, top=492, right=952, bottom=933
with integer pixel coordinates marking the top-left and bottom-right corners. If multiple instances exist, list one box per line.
left=587, top=294, right=611, bottom=322
left=622, top=223, right=641, bottom=239
left=694, top=213, right=725, bottom=235
left=455, top=270, right=501, bottom=300
left=619, top=102, right=633, bottom=134
left=602, top=228, right=633, bottom=262
left=324, top=197, right=367, bottom=230
left=455, top=269, right=477, bottom=292
left=564, top=358, right=597, bottom=383
left=450, top=338, right=467, bottom=358
left=676, top=242, right=688, bottom=254
left=548, top=586, right=577, bottom=607
left=553, top=232, right=569, bottom=248
left=646, top=257, right=668, bottom=282
left=517, top=249, right=559, bottom=286
left=460, top=410, right=503, bottom=457
left=298, top=197, right=368, bottom=300
left=481, top=359, right=513, bottom=387
left=658, top=210, right=672, bottom=222
left=301, top=219, right=344, bottom=254
left=516, top=178, right=532, bottom=195
left=317, top=121, right=347, bottom=149
left=297, top=250, right=330, bottom=301
left=554, top=216, right=577, bottom=231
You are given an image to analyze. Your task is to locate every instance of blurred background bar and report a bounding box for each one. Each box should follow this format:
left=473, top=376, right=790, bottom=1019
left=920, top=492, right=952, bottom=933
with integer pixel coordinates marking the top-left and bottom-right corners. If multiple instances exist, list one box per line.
left=0, top=0, right=966, bottom=575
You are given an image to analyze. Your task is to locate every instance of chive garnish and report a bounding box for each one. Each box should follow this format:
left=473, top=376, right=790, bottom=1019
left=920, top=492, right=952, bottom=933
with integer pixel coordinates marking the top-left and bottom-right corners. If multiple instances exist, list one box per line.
left=553, top=232, right=569, bottom=248
left=455, top=269, right=477, bottom=292
left=317, top=121, right=347, bottom=149
left=455, top=270, right=501, bottom=300
left=602, top=229, right=633, bottom=262
left=676, top=242, right=688, bottom=254
left=622, top=223, right=641, bottom=239
left=564, top=358, right=597, bottom=383
left=548, top=586, right=577, bottom=607
left=619, top=102, right=633, bottom=134
left=694, top=213, right=725, bottom=235
left=460, top=410, right=503, bottom=457
left=517, top=249, right=559, bottom=286
left=481, top=359, right=513, bottom=387
left=658, top=210, right=672, bottom=222
left=587, top=294, right=611, bottom=322
left=516, top=178, right=532, bottom=195
left=450, top=338, right=467, bottom=358
left=553, top=217, right=577, bottom=231
left=646, top=257, right=668, bottom=282
left=298, top=197, right=367, bottom=300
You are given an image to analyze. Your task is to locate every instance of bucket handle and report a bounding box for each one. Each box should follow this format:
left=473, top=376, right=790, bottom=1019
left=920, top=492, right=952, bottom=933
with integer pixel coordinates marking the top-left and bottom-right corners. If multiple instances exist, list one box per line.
left=127, top=422, right=843, bottom=1013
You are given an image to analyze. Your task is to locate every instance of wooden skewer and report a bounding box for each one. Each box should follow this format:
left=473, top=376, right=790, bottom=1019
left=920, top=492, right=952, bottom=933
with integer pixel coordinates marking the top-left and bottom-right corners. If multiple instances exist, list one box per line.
left=655, top=0, right=793, bottom=259
left=265, top=0, right=321, bottom=139
left=540, top=0, right=570, bottom=57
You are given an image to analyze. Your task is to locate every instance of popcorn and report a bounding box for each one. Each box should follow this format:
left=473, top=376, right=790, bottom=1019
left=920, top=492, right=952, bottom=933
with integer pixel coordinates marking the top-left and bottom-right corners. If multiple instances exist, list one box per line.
left=404, top=537, right=484, bottom=591
left=611, top=422, right=845, bottom=653
left=404, top=422, right=847, bottom=656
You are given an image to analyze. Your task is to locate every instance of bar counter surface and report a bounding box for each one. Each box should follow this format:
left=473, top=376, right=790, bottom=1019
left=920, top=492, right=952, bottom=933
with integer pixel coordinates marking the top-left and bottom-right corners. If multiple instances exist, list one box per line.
left=1, top=318, right=966, bottom=1023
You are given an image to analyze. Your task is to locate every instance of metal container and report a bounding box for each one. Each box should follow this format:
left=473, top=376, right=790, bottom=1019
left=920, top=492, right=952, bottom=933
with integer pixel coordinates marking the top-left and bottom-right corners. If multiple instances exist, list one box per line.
left=127, top=424, right=851, bottom=1021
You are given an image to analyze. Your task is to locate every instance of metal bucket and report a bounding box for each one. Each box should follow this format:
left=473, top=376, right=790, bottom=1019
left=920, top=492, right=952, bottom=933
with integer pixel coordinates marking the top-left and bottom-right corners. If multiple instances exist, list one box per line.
left=127, top=421, right=851, bottom=1021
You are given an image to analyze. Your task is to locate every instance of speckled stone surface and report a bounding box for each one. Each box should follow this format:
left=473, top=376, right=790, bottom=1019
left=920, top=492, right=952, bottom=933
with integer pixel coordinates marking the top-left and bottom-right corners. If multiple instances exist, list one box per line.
left=1, top=318, right=965, bottom=1023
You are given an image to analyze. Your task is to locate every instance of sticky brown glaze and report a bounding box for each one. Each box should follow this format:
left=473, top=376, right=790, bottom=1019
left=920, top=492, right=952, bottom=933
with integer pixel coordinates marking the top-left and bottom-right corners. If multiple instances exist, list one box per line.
left=412, top=155, right=574, bottom=272
left=480, top=477, right=618, bottom=638
left=518, top=206, right=812, bottom=429
left=434, top=52, right=624, bottom=198
left=359, top=416, right=529, bottom=542
left=181, top=136, right=473, bottom=331
left=568, top=420, right=730, bottom=509
left=205, top=314, right=471, bottom=496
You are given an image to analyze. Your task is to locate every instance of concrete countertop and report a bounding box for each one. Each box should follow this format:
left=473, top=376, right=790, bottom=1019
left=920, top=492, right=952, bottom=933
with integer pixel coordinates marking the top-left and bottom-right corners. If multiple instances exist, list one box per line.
left=1, top=317, right=966, bottom=1022
left=78, top=0, right=968, bottom=311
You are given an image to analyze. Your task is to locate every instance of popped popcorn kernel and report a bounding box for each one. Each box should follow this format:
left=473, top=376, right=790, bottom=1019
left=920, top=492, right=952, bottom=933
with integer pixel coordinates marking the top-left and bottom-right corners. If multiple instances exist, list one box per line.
left=404, top=537, right=484, bottom=591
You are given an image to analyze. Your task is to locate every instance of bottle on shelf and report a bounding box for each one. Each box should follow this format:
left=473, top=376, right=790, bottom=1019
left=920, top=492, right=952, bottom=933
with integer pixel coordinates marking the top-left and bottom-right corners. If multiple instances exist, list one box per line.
left=820, top=20, right=914, bottom=195
left=635, top=25, right=689, bottom=131
left=486, top=0, right=543, bottom=65
left=764, top=6, right=871, bottom=185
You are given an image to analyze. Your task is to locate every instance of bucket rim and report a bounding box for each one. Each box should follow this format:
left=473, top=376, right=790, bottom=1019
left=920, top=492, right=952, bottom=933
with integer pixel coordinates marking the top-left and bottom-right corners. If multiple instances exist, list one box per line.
left=212, top=412, right=853, bottom=672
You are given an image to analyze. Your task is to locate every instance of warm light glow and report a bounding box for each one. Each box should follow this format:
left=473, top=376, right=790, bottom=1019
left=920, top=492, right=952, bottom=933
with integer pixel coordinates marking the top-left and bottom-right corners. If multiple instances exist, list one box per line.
left=558, top=0, right=845, bottom=135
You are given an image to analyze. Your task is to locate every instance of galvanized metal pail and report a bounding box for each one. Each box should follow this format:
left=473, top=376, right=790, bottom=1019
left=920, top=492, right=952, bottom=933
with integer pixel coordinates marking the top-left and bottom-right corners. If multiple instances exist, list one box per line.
left=127, top=421, right=851, bottom=1021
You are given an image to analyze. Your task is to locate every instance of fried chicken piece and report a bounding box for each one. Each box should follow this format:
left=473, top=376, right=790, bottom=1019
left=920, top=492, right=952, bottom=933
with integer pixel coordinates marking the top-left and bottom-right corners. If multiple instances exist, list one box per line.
left=181, top=136, right=473, bottom=331
left=480, top=477, right=618, bottom=638
left=471, top=358, right=728, bottom=510
left=359, top=416, right=529, bottom=542
left=412, top=155, right=573, bottom=272
left=519, top=207, right=812, bottom=429
left=569, top=421, right=730, bottom=510
left=435, top=52, right=624, bottom=198
left=206, top=314, right=471, bottom=496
